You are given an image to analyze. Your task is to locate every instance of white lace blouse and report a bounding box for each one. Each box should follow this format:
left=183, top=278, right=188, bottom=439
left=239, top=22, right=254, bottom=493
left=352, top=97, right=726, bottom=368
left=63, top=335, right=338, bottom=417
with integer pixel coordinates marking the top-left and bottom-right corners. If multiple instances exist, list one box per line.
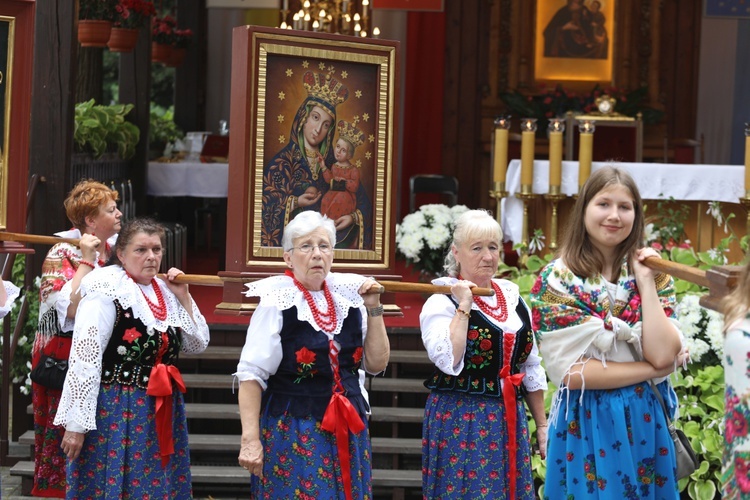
left=54, top=266, right=210, bottom=433
left=234, top=272, right=378, bottom=391
left=419, top=277, right=548, bottom=393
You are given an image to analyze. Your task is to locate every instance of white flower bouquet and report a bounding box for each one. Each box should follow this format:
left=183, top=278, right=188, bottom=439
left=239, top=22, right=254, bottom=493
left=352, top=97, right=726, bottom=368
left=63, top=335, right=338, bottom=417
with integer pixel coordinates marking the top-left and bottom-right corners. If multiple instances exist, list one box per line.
left=675, top=294, right=724, bottom=365
left=395, top=204, right=470, bottom=277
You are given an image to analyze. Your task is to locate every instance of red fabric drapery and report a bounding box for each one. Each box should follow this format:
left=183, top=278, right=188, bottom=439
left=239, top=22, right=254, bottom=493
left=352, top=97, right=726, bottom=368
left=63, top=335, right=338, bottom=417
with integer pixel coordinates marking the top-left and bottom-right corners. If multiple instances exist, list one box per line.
left=400, top=11, right=446, bottom=220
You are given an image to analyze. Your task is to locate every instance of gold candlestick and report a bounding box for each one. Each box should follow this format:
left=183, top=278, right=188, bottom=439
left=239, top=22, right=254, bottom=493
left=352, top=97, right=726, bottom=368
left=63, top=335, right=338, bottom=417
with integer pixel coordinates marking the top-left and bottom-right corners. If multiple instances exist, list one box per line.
left=544, top=185, right=566, bottom=251
left=516, top=184, right=537, bottom=255
left=489, top=181, right=508, bottom=229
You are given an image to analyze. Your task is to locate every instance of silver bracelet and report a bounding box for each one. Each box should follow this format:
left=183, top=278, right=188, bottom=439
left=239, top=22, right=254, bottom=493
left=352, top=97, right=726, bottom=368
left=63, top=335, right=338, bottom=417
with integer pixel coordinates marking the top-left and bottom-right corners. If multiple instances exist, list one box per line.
left=367, top=305, right=384, bottom=317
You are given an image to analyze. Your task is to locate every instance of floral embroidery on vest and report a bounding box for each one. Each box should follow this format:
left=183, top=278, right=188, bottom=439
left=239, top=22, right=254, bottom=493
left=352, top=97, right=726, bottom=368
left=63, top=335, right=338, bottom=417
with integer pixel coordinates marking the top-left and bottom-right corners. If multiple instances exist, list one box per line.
left=466, top=326, right=493, bottom=370
left=294, top=346, right=318, bottom=383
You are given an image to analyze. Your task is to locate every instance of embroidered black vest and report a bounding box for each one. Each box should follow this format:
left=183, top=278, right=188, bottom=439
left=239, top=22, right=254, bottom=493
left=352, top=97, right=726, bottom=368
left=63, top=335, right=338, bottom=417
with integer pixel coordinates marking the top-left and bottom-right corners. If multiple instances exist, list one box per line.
left=263, top=306, right=368, bottom=420
left=100, top=301, right=182, bottom=389
left=425, top=300, right=534, bottom=398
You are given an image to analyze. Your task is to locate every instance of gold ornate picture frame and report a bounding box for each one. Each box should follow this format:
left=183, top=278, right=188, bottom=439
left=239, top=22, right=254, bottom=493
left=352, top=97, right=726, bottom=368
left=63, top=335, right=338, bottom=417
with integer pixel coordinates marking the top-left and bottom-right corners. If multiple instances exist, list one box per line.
left=226, top=27, right=399, bottom=273
left=534, top=0, right=615, bottom=84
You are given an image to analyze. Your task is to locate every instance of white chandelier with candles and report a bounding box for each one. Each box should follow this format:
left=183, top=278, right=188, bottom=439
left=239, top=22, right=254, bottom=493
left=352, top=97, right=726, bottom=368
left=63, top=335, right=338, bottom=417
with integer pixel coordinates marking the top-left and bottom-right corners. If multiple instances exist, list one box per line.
left=278, top=0, right=381, bottom=38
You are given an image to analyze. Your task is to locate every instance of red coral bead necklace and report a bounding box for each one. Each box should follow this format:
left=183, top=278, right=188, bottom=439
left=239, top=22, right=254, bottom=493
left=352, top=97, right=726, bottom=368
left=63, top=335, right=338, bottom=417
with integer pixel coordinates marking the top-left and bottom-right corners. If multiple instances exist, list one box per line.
left=127, top=272, right=168, bottom=321
left=286, top=269, right=337, bottom=332
left=459, top=276, right=508, bottom=323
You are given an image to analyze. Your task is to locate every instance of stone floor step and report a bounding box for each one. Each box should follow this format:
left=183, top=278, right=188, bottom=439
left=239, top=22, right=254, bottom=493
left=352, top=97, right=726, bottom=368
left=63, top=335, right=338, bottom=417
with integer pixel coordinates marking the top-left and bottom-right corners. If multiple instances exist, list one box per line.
left=9, top=461, right=421, bottom=489
left=183, top=346, right=430, bottom=364
left=18, top=429, right=421, bottom=454
left=369, top=377, right=429, bottom=393
left=26, top=402, right=423, bottom=423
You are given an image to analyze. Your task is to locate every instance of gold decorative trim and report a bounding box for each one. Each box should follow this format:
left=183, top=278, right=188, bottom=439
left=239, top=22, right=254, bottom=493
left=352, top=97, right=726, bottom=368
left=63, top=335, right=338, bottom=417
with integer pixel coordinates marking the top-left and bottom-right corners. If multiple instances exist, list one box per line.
left=245, top=31, right=397, bottom=270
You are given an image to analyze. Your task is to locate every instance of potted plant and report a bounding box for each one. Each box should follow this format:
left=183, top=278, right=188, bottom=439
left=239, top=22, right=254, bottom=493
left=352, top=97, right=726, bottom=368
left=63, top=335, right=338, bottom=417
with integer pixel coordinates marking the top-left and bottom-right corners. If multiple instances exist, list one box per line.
left=151, top=15, right=176, bottom=63
left=79, top=0, right=118, bottom=47
left=165, top=28, right=193, bottom=67
left=149, top=105, right=184, bottom=159
left=74, top=99, right=141, bottom=160
left=108, top=0, right=156, bottom=52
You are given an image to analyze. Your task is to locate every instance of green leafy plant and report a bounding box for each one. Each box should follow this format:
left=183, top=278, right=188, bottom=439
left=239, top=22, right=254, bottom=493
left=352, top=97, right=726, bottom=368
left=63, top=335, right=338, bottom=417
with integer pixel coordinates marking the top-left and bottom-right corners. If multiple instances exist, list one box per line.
left=149, top=105, right=183, bottom=146
left=671, top=364, right=724, bottom=499
left=74, top=99, right=141, bottom=160
left=79, top=0, right=118, bottom=21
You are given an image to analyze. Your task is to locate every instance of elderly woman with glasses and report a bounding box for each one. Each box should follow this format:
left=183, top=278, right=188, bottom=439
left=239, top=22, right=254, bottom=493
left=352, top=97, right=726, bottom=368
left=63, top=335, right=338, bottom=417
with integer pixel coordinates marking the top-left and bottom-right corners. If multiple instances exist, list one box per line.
left=235, top=210, right=390, bottom=500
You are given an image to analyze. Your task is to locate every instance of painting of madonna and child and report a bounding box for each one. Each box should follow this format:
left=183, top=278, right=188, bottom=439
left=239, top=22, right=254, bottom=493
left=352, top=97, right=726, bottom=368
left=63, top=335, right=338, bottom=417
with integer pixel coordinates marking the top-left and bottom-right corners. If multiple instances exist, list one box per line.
left=260, top=53, right=382, bottom=253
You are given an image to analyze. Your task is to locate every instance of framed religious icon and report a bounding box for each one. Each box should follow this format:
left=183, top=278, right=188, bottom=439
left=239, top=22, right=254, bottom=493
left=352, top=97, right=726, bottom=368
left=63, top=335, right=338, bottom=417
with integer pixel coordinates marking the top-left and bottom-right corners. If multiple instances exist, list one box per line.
left=534, top=0, right=615, bottom=84
left=224, top=26, right=399, bottom=281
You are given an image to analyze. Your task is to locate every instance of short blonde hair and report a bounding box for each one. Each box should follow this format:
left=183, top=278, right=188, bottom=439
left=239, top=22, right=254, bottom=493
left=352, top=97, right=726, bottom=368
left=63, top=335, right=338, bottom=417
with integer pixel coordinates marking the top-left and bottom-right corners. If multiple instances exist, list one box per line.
left=64, top=179, right=119, bottom=230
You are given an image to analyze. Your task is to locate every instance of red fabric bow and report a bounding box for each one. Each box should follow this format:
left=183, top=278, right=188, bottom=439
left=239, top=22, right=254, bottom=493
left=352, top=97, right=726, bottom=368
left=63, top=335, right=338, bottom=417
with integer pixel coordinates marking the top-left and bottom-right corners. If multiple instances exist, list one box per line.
left=321, top=391, right=365, bottom=500
left=146, top=363, right=186, bottom=468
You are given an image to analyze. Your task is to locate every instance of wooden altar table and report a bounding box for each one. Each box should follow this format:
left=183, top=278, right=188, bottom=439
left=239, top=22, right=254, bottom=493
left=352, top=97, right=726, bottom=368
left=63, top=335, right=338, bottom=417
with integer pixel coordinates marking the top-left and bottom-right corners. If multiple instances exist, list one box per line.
left=501, top=160, right=745, bottom=253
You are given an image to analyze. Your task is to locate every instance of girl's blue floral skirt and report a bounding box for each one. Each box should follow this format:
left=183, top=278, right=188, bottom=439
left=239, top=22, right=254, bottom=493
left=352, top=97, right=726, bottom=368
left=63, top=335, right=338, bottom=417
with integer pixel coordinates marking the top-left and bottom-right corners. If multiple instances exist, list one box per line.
left=66, top=383, right=192, bottom=499
left=545, top=380, right=679, bottom=499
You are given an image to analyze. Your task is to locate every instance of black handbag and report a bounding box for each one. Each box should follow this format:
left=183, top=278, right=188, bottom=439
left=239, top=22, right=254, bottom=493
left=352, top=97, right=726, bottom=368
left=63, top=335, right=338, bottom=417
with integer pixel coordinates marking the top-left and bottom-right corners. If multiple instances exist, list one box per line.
left=30, top=354, right=68, bottom=390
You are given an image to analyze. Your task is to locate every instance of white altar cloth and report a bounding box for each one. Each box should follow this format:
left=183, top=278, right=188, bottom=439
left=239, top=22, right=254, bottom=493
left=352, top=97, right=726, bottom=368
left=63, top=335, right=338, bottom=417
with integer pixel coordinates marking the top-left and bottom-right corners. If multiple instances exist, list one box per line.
left=501, top=160, right=745, bottom=244
left=147, top=161, right=229, bottom=197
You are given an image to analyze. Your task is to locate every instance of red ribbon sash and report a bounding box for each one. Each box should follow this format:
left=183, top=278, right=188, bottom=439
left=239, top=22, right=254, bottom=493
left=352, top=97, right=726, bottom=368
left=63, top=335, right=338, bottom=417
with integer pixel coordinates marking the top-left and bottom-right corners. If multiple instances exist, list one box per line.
left=321, top=391, right=365, bottom=500
left=499, top=364, right=525, bottom=500
left=146, top=363, right=186, bottom=468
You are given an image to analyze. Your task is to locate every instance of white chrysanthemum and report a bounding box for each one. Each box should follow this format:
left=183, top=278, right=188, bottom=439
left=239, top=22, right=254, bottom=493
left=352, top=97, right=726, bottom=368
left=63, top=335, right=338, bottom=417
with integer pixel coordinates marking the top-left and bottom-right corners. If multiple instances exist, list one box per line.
left=117, top=345, right=127, bottom=355
left=684, top=337, right=710, bottom=363
left=450, top=205, right=470, bottom=217
left=399, top=212, right=426, bottom=232
left=705, top=310, right=725, bottom=358
left=644, top=223, right=656, bottom=243
left=398, top=232, right=423, bottom=260
left=424, top=224, right=451, bottom=250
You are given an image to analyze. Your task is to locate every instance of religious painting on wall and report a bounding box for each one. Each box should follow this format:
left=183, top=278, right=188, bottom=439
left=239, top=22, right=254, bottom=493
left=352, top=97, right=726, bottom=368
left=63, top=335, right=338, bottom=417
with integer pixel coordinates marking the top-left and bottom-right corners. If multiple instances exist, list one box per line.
left=534, top=0, right=614, bottom=83
left=705, top=0, right=750, bottom=18
left=226, top=27, right=399, bottom=272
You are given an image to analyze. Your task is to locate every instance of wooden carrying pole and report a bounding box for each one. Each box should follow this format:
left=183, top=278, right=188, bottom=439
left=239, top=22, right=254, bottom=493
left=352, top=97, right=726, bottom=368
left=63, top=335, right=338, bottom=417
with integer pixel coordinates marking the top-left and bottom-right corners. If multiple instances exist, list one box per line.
left=0, top=231, right=723, bottom=298
left=164, top=274, right=495, bottom=296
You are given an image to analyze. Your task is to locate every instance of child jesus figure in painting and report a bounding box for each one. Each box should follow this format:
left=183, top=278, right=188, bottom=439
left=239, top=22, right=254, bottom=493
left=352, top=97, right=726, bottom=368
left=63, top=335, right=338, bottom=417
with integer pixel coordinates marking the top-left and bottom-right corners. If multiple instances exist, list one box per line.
left=320, top=119, right=365, bottom=223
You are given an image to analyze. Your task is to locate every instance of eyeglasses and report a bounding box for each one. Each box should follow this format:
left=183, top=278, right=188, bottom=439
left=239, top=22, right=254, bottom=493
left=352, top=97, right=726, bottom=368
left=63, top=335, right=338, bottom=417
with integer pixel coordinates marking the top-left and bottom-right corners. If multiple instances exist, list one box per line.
left=292, top=243, right=333, bottom=254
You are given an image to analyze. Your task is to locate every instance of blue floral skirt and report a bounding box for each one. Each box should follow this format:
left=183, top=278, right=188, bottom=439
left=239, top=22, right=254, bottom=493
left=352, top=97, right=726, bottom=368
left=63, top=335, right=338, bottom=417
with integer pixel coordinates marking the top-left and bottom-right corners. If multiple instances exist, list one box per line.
left=544, top=381, right=679, bottom=499
left=250, top=409, right=372, bottom=500
left=66, top=383, right=192, bottom=499
left=422, top=391, right=535, bottom=499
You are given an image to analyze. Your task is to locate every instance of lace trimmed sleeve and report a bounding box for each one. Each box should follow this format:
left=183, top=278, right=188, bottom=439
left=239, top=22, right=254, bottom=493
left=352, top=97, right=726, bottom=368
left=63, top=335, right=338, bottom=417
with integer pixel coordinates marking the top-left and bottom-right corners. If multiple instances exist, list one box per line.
left=420, top=294, right=463, bottom=375
left=174, top=294, right=210, bottom=354
left=233, top=305, right=283, bottom=390
left=53, top=293, right=116, bottom=432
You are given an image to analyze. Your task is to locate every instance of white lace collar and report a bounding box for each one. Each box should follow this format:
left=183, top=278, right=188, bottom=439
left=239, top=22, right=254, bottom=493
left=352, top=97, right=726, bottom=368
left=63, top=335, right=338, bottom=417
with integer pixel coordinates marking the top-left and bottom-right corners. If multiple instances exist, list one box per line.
left=244, top=272, right=369, bottom=335
left=79, top=265, right=189, bottom=332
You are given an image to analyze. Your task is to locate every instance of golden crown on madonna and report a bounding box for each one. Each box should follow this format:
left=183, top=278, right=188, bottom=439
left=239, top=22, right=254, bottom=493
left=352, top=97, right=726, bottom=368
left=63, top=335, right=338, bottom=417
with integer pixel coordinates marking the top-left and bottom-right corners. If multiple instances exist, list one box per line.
left=337, top=120, right=364, bottom=149
left=302, top=71, right=349, bottom=114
